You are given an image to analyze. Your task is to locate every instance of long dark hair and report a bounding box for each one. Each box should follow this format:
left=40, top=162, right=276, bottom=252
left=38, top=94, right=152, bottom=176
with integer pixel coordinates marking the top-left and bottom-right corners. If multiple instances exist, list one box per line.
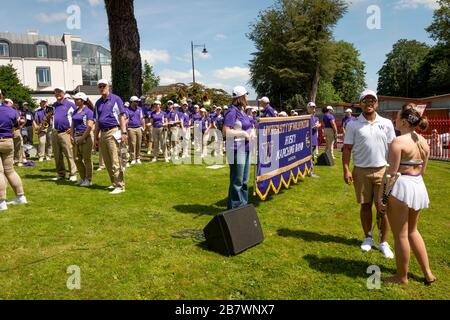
left=400, top=103, right=428, bottom=131
left=85, top=98, right=94, bottom=111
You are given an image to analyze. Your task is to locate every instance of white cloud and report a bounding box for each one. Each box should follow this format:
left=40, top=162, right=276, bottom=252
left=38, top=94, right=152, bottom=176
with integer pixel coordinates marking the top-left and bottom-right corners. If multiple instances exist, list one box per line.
left=88, top=0, right=101, bottom=7
left=395, top=0, right=440, bottom=10
left=213, top=66, right=250, bottom=81
left=140, top=49, right=171, bottom=65
left=35, top=12, right=68, bottom=23
left=214, top=33, right=227, bottom=40
left=159, top=69, right=202, bottom=85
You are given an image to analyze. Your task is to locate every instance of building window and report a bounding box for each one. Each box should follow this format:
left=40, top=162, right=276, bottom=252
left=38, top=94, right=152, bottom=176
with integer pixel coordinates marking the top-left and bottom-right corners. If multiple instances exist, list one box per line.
left=36, top=67, right=51, bottom=87
left=36, top=44, right=48, bottom=58
left=0, top=41, right=9, bottom=57
left=82, top=65, right=102, bottom=86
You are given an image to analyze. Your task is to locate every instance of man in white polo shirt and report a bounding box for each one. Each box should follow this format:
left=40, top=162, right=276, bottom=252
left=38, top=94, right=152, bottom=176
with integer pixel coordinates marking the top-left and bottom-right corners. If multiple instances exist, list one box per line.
left=343, top=89, right=395, bottom=259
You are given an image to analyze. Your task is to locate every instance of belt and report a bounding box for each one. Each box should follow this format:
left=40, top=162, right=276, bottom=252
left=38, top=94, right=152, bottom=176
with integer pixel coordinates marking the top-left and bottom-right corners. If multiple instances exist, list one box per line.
left=0, top=136, right=13, bottom=140
left=57, top=129, right=69, bottom=134
left=101, top=126, right=119, bottom=132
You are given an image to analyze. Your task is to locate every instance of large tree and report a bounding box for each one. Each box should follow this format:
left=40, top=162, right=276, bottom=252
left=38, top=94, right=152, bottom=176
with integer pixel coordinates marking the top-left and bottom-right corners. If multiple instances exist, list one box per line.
left=377, top=39, right=430, bottom=97
left=0, top=64, right=35, bottom=107
left=331, top=41, right=366, bottom=102
left=104, top=0, right=142, bottom=100
left=142, top=61, right=160, bottom=96
left=248, top=0, right=348, bottom=105
left=426, top=0, right=450, bottom=46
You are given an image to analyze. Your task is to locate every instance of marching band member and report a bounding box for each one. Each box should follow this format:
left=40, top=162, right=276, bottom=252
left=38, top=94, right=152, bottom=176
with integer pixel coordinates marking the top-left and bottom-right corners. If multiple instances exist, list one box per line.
left=306, top=102, right=321, bottom=179
left=51, top=87, right=77, bottom=182
left=33, top=98, right=53, bottom=162
left=322, top=105, right=338, bottom=160
left=224, top=86, right=254, bottom=209
left=200, top=108, right=209, bottom=158
left=93, top=79, right=127, bottom=194
left=0, top=98, right=27, bottom=210
left=150, top=100, right=168, bottom=162
left=383, top=104, right=436, bottom=285
left=127, top=96, right=145, bottom=165
left=168, top=103, right=182, bottom=160
left=191, top=105, right=203, bottom=153
left=207, top=106, right=224, bottom=157
left=22, top=102, right=34, bottom=145
left=71, top=92, right=95, bottom=187
left=12, top=102, right=26, bottom=166
left=259, top=96, right=276, bottom=118
left=180, top=102, right=191, bottom=158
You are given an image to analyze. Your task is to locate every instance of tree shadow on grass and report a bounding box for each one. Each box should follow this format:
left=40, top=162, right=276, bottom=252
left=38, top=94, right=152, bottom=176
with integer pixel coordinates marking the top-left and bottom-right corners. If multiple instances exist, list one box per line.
left=277, top=229, right=360, bottom=247
left=23, top=174, right=53, bottom=180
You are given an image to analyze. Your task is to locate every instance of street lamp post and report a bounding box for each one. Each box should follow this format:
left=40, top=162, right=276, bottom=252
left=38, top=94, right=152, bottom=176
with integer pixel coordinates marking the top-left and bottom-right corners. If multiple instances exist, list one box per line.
left=191, top=41, right=208, bottom=85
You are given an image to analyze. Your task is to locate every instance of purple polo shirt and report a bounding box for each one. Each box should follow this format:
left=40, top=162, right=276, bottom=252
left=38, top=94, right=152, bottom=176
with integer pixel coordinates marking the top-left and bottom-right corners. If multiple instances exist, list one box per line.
left=34, top=108, right=46, bottom=124
left=182, top=112, right=190, bottom=127
left=209, top=112, right=224, bottom=127
left=224, top=105, right=252, bottom=151
left=323, top=113, right=335, bottom=128
left=202, top=117, right=208, bottom=132
left=342, top=115, right=355, bottom=129
left=53, top=99, right=75, bottom=132
left=0, top=104, right=19, bottom=138
left=151, top=111, right=165, bottom=128
left=127, top=106, right=143, bottom=128
left=73, top=106, right=94, bottom=133
left=191, top=113, right=202, bottom=123
left=262, top=105, right=276, bottom=118
left=168, top=110, right=181, bottom=123
left=309, top=113, right=319, bottom=146
left=94, top=93, right=126, bottom=130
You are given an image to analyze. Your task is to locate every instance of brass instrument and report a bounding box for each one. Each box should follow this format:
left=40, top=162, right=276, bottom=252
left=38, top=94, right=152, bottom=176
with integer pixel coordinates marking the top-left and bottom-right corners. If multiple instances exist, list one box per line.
left=38, top=106, right=54, bottom=133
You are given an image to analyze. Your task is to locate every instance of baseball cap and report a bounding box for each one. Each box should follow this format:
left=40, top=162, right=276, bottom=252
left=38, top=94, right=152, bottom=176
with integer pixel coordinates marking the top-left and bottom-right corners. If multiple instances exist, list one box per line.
left=174, top=103, right=180, bottom=108
left=307, top=102, right=316, bottom=108
left=232, top=86, right=248, bottom=98
left=359, top=89, right=378, bottom=102
left=140, top=96, right=146, bottom=100
left=258, top=96, right=270, bottom=103
left=54, top=86, right=65, bottom=92
left=64, top=93, right=72, bottom=99
left=154, top=100, right=162, bottom=105
left=279, top=111, right=288, bottom=117
left=223, top=106, right=229, bottom=110
left=194, top=104, right=200, bottom=109
left=4, top=98, right=13, bottom=104
left=215, top=106, right=222, bottom=110
left=124, top=102, right=130, bottom=107
left=98, top=79, right=109, bottom=86
left=73, top=92, right=88, bottom=101
left=326, top=106, right=334, bottom=111
left=182, top=102, right=188, bottom=106
left=200, top=108, right=207, bottom=112
left=39, top=98, right=48, bottom=103
left=345, top=108, right=353, bottom=113
left=22, top=102, right=29, bottom=106
left=130, top=96, right=140, bottom=102
left=187, top=98, right=192, bottom=103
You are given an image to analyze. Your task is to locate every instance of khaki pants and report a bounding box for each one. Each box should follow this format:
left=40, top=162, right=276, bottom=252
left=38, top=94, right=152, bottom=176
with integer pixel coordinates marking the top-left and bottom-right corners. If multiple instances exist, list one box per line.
left=100, top=128, right=125, bottom=188
left=52, top=131, right=77, bottom=177
left=128, top=127, right=143, bottom=161
left=169, top=126, right=180, bottom=157
left=152, top=127, right=167, bottom=159
left=13, top=130, right=25, bottom=164
left=38, top=129, right=53, bottom=158
left=0, top=139, right=24, bottom=200
left=324, top=128, right=336, bottom=159
left=73, top=135, right=93, bottom=182
left=180, top=127, right=190, bottom=157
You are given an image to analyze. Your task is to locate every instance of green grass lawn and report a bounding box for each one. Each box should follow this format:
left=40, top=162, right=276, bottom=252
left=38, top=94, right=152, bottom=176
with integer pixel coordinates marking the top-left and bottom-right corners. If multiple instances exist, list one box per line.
left=0, top=151, right=449, bottom=300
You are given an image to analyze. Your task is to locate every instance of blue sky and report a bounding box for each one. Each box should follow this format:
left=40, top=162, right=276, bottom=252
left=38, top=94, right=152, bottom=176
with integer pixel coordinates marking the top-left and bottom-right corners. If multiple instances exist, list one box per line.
left=0, top=0, right=440, bottom=100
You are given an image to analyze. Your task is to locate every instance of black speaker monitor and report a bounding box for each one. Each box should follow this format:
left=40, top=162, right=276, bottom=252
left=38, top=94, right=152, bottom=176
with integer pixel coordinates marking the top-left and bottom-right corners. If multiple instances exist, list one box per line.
left=203, top=204, right=264, bottom=256
left=316, top=152, right=334, bottom=166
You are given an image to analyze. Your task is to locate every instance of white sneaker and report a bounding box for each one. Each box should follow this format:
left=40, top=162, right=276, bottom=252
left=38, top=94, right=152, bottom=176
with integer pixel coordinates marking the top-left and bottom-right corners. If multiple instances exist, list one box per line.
left=130, top=160, right=137, bottom=165
left=80, top=180, right=91, bottom=187
left=52, top=176, right=64, bottom=181
left=110, top=187, right=125, bottom=195
left=69, top=175, right=78, bottom=182
left=165, top=158, right=170, bottom=163
left=39, top=157, right=44, bottom=162
left=152, top=158, right=157, bottom=163
left=147, top=150, right=152, bottom=155
left=379, top=242, right=395, bottom=259
left=136, top=159, right=142, bottom=164
left=106, top=185, right=115, bottom=190
left=7, top=195, right=27, bottom=205
left=45, top=156, right=52, bottom=160
left=310, top=173, right=320, bottom=178
left=361, top=237, right=374, bottom=252
left=75, top=180, right=83, bottom=186
left=0, top=201, right=7, bottom=211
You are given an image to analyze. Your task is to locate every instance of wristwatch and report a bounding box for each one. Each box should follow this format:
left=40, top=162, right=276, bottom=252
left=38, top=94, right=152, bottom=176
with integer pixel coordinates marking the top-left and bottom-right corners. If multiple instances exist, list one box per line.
left=122, top=132, right=128, bottom=135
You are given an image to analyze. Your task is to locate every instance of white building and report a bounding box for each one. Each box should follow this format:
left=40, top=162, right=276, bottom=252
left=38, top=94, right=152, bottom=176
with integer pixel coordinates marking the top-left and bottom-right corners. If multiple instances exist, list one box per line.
left=0, top=31, right=111, bottom=104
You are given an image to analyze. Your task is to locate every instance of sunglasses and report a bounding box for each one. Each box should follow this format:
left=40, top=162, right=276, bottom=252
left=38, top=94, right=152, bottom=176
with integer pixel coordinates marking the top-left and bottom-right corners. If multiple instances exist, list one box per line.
left=362, top=98, right=377, bottom=105
left=98, top=85, right=107, bottom=89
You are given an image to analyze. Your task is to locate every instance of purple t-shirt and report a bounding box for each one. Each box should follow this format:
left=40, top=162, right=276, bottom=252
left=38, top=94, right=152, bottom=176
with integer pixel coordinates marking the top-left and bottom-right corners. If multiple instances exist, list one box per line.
left=72, top=106, right=94, bottom=133
left=224, top=105, right=252, bottom=151
left=309, top=113, right=319, bottom=146
left=34, top=108, right=46, bottom=124
left=53, top=99, right=75, bottom=132
left=168, top=110, right=181, bottom=123
left=151, top=111, right=165, bottom=128
left=0, top=104, right=19, bottom=138
left=262, top=105, right=276, bottom=118
left=182, top=112, right=190, bottom=127
left=323, top=113, right=335, bottom=128
left=94, top=93, right=126, bottom=129
left=127, top=106, right=143, bottom=128
left=342, top=115, right=355, bottom=129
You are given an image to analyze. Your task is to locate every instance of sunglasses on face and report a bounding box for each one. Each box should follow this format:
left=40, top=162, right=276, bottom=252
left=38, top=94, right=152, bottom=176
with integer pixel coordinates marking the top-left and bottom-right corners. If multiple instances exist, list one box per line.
left=98, top=85, right=106, bottom=89
left=362, top=98, right=376, bottom=105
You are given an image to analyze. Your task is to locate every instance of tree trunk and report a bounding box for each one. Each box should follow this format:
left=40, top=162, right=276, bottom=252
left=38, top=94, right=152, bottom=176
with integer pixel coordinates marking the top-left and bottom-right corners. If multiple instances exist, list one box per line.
left=104, top=0, right=142, bottom=99
left=310, top=63, right=320, bottom=102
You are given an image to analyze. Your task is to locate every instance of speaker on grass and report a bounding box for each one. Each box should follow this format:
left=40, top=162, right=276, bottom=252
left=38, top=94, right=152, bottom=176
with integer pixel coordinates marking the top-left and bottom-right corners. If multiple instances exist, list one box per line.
left=203, top=204, right=264, bottom=256
left=316, top=152, right=334, bottom=166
